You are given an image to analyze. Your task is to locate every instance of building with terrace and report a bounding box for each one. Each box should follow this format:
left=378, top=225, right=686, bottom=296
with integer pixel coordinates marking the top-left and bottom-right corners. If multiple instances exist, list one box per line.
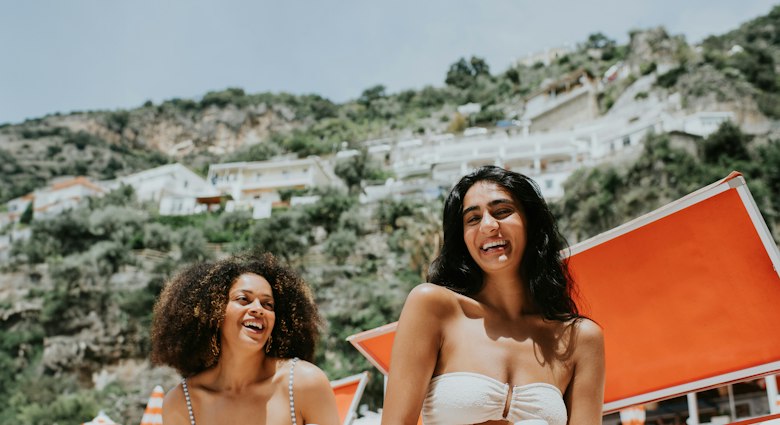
left=102, top=163, right=219, bottom=216
left=5, top=176, right=107, bottom=223
left=359, top=105, right=734, bottom=203
left=206, top=155, right=341, bottom=218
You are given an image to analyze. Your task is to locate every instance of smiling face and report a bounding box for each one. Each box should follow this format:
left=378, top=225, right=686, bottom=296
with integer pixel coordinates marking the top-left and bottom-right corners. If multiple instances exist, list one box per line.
left=462, top=180, right=527, bottom=277
left=221, top=273, right=276, bottom=352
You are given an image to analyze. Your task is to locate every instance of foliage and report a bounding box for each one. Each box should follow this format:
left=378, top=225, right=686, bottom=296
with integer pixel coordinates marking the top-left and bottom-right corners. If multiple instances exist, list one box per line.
left=142, top=222, right=175, bottom=251
left=700, top=121, right=751, bottom=164
left=656, top=65, right=686, bottom=88
left=445, top=56, right=491, bottom=89
left=324, top=229, right=358, bottom=264
left=556, top=123, right=775, bottom=242
left=244, top=209, right=309, bottom=263
left=225, top=142, right=282, bottom=162
left=201, top=87, right=248, bottom=108
left=375, top=198, right=420, bottom=231
left=447, top=112, right=467, bottom=133
left=304, top=187, right=356, bottom=233
left=334, top=150, right=391, bottom=193
left=19, top=202, right=33, bottom=224
left=176, top=227, right=213, bottom=264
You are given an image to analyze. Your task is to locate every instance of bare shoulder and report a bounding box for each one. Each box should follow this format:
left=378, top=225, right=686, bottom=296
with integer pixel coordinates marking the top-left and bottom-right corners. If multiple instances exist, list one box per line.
left=404, top=283, right=460, bottom=316
left=571, top=318, right=604, bottom=355
left=290, top=359, right=331, bottom=390
left=162, top=383, right=189, bottom=425
left=573, top=318, right=603, bottom=340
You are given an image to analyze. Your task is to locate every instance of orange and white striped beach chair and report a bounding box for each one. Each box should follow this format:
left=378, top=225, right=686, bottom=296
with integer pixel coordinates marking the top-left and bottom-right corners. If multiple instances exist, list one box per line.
left=139, top=385, right=164, bottom=425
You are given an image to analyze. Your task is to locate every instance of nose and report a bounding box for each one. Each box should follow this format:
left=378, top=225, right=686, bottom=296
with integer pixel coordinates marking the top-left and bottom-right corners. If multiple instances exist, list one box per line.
left=249, top=299, right=264, bottom=315
left=479, top=213, right=499, bottom=233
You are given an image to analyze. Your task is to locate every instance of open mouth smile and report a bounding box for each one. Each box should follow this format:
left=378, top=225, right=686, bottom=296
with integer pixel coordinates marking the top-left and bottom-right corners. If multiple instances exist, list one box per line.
left=242, top=319, right=265, bottom=333
left=481, top=240, right=508, bottom=252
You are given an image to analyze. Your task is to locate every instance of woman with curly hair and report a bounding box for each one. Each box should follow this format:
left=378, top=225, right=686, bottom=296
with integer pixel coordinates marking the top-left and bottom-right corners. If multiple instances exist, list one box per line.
left=151, top=252, right=339, bottom=425
left=382, top=166, right=605, bottom=425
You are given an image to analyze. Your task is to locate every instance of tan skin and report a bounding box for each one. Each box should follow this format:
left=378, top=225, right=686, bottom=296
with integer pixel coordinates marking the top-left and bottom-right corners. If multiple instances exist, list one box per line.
left=382, top=181, right=606, bottom=425
left=162, top=273, right=340, bottom=425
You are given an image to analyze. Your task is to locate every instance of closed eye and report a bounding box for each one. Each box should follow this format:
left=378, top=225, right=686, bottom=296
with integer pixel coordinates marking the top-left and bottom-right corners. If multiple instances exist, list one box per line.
left=493, top=208, right=513, bottom=218
left=465, top=215, right=481, bottom=225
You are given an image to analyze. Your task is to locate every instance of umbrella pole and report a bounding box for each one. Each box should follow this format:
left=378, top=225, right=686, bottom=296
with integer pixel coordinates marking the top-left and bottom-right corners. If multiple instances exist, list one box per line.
left=687, top=393, right=699, bottom=425
left=766, top=375, right=779, bottom=414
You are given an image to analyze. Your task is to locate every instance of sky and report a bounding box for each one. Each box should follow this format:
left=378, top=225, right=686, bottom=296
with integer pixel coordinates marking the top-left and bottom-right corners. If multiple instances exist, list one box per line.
left=1, top=0, right=777, bottom=125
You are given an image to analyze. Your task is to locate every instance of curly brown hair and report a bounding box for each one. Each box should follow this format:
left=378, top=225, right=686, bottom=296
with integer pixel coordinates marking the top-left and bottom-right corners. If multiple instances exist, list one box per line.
left=150, top=252, right=322, bottom=377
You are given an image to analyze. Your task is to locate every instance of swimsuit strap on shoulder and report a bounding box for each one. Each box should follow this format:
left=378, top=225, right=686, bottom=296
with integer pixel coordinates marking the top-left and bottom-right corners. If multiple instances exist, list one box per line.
left=289, top=357, right=300, bottom=425
left=181, top=378, right=196, bottom=425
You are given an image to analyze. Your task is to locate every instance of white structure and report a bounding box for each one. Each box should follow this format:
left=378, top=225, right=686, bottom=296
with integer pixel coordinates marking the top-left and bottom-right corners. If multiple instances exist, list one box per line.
left=362, top=105, right=733, bottom=201
left=5, top=176, right=107, bottom=222
left=207, top=156, right=341, bottom=219
left=103, top=163, right=219, bottom=216
left=456, top=102, right=482, bottom=116
left=5, top=193, right=34, bottom=223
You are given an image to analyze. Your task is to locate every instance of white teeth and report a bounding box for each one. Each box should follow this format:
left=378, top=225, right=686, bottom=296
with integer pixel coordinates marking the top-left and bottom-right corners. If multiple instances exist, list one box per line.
left=242, top=320, right=264, bottom=330
left=481, top=240, right=507, bottom=250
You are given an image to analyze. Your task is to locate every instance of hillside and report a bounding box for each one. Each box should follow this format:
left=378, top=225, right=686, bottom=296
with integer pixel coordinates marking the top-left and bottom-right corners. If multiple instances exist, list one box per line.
left=0, top=6, right=779, bottom=424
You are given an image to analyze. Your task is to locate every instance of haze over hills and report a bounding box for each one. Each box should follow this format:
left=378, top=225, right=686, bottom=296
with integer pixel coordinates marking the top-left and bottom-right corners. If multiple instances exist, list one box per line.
left=0, top=6, right=779, bottom=424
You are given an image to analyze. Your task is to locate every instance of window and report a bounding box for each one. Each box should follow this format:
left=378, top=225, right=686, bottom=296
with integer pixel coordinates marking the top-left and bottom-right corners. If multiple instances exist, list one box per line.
left=623, top=136, right=631, bottom=146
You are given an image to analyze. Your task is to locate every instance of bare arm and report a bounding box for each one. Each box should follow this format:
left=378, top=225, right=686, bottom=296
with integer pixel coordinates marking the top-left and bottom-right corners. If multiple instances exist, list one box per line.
left=564, top=319, right=606, bottom=425
left=381, top=284, right=453, bottom=425
left=295, top=362, right=341, bottom=425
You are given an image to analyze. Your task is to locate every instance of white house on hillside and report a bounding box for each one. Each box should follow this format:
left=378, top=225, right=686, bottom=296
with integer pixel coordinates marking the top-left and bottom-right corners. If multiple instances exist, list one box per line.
left=5, top=176, right=107, bottom=222
left=103, top=163, right=220, bottom=216
left=206, top=156, right=341, bottom=218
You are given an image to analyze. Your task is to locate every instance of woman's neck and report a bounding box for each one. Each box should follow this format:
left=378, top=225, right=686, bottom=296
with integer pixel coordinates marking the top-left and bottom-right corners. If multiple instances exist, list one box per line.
left=202, top=347, right=275, bottom=393
left=479, top=271, right=535, bottom=319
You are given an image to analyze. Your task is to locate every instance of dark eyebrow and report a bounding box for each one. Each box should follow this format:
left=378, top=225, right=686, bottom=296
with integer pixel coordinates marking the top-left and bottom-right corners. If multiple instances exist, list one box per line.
left=232, top=289, right=274, bottom=299
left=462, top=199, right=515, bottom=216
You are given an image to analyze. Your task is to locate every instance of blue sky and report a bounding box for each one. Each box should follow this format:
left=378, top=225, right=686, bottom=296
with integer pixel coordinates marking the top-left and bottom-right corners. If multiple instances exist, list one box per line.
left=0, top=0, right=776, bottom=125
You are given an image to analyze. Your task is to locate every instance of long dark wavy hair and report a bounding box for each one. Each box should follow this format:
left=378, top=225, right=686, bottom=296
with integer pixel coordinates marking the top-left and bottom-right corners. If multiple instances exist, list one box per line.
left=427, top=165, right=579, bottom=321
left=150, top=252, right=322, bottom=377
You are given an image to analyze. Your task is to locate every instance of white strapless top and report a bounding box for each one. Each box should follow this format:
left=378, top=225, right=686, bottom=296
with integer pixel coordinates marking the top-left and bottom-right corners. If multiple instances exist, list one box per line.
left=422, top=372, right=567, bottom=425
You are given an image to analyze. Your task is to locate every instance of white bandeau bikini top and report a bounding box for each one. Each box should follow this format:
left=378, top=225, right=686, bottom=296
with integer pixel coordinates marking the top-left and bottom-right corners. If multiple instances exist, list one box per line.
left=422, top=372, right=567, bottom=425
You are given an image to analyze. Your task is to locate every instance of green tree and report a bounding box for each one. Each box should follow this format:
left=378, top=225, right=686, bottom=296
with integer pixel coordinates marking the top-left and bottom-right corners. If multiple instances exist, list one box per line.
left=177, top=227, right=213, bottom=263
left=248, top=210, right=309, bottom=263
left=731, top=47, right=778, bottom=92
left=334, top=150, right=390, bottom=194
left=19, top=202, right=33, bottom=224
left=585, top=32, right=615, bottom=49
left=358, top=85, right=387, bottom=107
left=701, top=121, right=751, bottom=165
left=325, top=229, right=358, bottom=264
left=445, top=56, right=491, bottom=89
left=305, top=187, right=356, bottom=233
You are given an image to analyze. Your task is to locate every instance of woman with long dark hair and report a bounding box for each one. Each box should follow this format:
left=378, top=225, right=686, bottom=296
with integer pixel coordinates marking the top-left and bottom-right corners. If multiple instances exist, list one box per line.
left=382, top=166, right=605, bottom=425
